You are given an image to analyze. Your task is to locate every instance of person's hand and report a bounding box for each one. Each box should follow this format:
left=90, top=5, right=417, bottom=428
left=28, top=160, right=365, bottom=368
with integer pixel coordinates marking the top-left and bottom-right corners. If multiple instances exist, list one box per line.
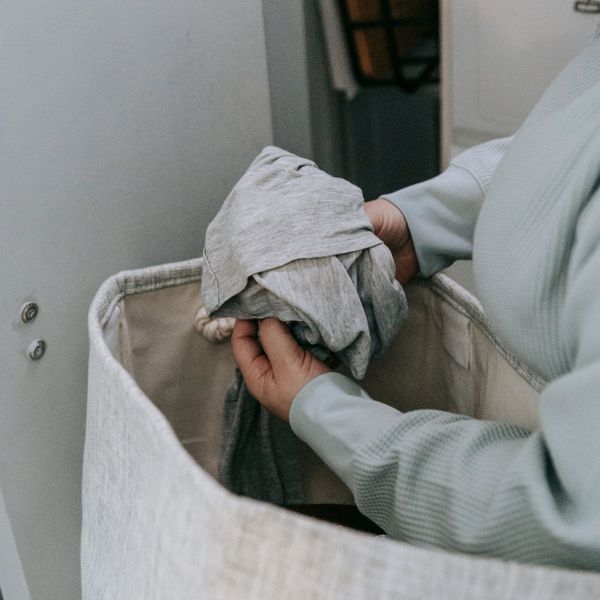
left=364, top=198, right=419, bottom=285
left=231, top=318, right=330, bottom=422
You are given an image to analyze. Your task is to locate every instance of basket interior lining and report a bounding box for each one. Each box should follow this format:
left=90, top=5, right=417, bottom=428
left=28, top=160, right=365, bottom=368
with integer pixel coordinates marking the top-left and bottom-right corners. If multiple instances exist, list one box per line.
left=101, top=279, right=540, bottom=507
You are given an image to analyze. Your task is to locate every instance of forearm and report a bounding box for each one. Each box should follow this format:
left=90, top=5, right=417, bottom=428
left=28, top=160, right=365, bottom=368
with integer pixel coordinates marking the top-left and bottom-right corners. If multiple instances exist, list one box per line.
left=290, top=372, right=600, bottom=569
left=381, top=136, right=513, bottom=276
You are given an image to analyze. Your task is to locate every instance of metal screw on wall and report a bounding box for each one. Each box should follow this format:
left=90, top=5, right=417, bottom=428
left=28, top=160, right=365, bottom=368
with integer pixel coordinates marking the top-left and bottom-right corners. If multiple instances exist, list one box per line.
left=19, top=302, right=46, bottom=360
left=574, top=0, right=600, bottom=12
left=20, top=301, right=39, bottom=323
left=27, top=339, right=46, bottom=361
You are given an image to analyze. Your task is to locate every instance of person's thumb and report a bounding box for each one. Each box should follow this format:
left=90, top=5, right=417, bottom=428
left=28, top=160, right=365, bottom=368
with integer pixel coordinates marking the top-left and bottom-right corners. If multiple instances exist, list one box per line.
left=364, top=200, right=383, bottom=235
left=258, top=318, right=304, bottom=371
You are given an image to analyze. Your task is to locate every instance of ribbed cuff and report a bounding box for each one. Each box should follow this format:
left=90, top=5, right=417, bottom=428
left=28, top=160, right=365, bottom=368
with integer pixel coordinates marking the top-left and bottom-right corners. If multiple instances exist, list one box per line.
left=289, top=372, right=401, bottom=487
left=381, top=165, right=484, bottom=277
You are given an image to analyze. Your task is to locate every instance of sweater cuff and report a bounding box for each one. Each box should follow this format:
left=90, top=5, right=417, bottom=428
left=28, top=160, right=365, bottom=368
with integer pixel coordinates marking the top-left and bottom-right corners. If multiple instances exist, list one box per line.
left=289, top=372, right=401, bottom=487
left=381, top=165, right=484, bottom=277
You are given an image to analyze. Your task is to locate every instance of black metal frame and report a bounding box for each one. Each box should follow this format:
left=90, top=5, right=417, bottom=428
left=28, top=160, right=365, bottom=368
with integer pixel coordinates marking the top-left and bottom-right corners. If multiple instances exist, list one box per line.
left=338, top=0, right=440, bottom=93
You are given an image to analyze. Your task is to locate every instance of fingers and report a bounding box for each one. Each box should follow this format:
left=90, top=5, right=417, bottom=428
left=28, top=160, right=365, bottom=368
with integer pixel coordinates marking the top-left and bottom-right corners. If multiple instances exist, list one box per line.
left=257, top=318, right=303, bottom=371
left=231, top=319, right=270, bottom=389
left=363, top=200, right=382, bottom=235
left=232, top=317, right=305, bottom=382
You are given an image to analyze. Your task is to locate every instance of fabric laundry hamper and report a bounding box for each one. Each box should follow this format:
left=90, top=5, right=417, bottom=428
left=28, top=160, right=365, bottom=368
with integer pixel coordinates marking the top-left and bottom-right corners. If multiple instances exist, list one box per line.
left=82, top=257, right=600, bottom=599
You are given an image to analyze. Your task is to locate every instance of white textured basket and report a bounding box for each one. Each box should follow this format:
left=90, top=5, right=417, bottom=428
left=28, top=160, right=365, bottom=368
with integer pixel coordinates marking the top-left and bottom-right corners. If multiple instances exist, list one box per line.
left=83, top=258, right=600, bottom=599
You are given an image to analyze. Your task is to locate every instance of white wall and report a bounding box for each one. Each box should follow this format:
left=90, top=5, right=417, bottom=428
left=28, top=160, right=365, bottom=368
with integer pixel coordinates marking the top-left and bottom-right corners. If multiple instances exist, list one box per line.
left=441, top=0, right=598, bottom=293
left=447, top=0, right=599, bottom=153
left=0, top=2, right=273, bottom=598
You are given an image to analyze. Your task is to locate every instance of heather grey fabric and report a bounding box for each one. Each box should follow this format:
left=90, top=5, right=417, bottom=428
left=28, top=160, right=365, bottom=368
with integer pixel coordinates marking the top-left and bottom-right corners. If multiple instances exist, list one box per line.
left=201, top=146, right=407, bottom=503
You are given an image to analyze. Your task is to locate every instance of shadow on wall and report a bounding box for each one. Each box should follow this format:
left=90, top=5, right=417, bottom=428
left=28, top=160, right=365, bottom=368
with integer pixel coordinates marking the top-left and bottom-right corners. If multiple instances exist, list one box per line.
left=262, top=0, right=440, bottom=206
left=344, top=84, right=440, bottom=201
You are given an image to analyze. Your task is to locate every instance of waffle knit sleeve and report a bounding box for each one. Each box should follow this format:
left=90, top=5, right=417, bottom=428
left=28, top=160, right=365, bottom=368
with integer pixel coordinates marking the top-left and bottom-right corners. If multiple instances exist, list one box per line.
left=289, top=189, right=600, bottom=569
left=380, top=136, right=513, bottom=277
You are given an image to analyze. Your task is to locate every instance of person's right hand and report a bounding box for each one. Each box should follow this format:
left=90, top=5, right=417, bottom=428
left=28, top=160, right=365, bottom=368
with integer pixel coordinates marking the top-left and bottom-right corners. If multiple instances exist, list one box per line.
left=364, top=198, right=419, bottom=285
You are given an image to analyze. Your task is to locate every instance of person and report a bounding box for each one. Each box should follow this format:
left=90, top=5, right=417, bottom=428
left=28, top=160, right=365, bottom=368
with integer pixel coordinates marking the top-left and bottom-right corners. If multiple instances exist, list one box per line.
left=231, top=24, right=600, bottom=569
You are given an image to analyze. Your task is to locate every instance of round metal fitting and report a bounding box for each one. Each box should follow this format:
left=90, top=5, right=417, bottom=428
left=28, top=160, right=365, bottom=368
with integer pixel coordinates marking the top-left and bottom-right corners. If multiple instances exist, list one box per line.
left=27, top=339, right=46, bottom=361
left=20, top=302, right=39, bottom=324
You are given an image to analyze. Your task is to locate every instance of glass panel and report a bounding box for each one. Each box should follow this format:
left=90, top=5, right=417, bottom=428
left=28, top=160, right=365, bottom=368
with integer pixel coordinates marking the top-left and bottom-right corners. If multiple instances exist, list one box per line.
left=345, top=0, right=382, bottom=23
left=353, top=28, right=393, bottom=79
left=394, top=25, right=429, bottom=57
left=390, top=0, right=436, bottom=22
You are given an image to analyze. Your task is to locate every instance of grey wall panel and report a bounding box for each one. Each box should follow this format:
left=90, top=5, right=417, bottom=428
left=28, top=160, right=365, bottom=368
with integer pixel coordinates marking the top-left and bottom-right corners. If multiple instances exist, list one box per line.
left=262, top=0, right=313, bottom=158
left=304, top=0, right=347, bottom=178
left=0, top=488, right=30, bottom=600
left=0, top=1, right=272, bottom=598
left=261, top=0, right=346, bottom=177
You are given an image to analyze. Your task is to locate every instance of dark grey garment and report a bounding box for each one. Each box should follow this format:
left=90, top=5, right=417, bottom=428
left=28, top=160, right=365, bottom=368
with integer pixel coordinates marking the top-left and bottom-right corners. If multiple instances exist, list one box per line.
left=202, top=146, right=408, bottom=504
left=219, top=370, right=304, bottom=505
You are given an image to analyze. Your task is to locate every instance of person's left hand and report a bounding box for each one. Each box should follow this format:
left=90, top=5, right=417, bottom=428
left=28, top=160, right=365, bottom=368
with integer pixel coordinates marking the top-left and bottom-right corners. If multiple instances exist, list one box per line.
left=231, top=318, right=330, bottom=422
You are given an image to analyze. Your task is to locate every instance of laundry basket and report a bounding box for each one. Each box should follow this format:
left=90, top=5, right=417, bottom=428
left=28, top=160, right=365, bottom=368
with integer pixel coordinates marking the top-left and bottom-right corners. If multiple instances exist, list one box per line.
left=83, top=258, right=600, bottom=599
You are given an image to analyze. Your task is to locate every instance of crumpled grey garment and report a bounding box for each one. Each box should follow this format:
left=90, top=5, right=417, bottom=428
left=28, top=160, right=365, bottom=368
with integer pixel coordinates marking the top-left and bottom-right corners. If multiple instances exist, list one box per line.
left=201, top=146, right=408, bottom=504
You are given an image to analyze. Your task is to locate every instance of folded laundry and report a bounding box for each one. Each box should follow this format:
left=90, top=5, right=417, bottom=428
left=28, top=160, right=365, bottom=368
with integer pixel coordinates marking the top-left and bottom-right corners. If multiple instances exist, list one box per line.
left=201, top=146, right=407, bottom=503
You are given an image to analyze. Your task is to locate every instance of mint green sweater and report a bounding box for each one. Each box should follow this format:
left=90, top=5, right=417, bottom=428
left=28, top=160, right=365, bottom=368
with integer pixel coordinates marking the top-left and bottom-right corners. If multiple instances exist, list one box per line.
left=290, top=29, right=600, bottom=569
